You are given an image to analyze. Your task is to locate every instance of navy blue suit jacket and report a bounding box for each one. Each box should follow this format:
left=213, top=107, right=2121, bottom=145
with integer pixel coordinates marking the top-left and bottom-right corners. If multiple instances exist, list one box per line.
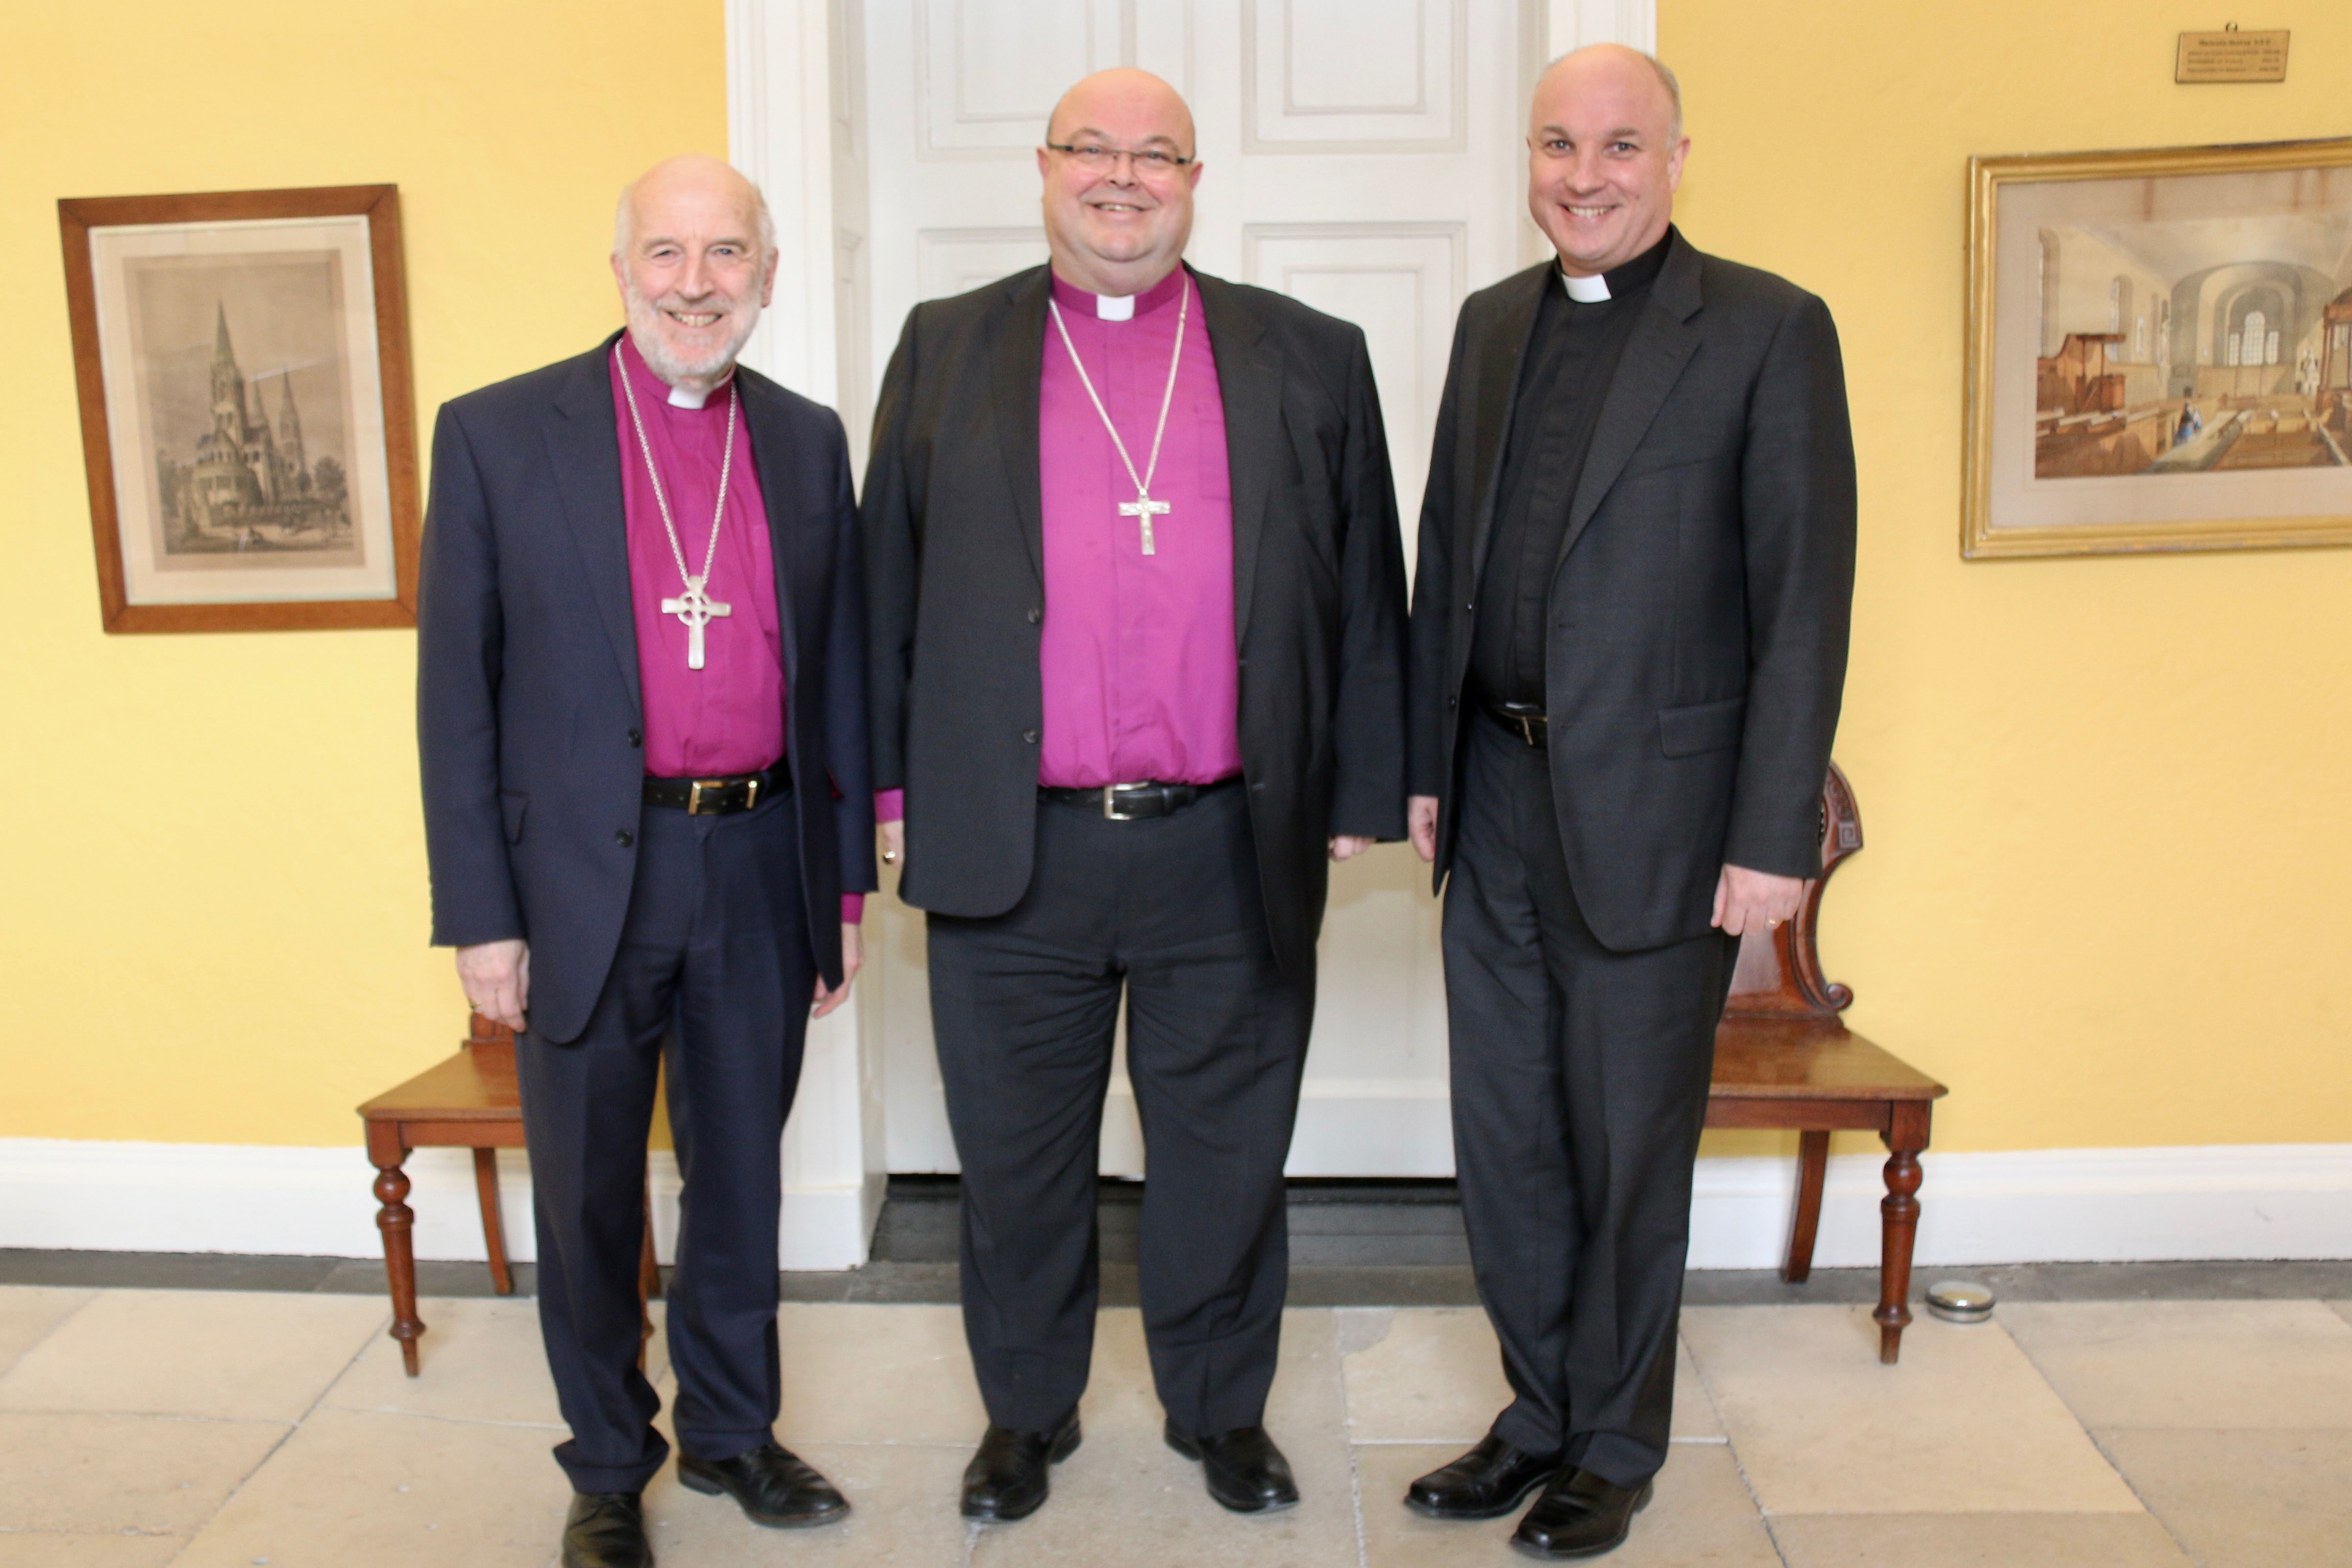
left=417, top=333, right=876, bottom=1043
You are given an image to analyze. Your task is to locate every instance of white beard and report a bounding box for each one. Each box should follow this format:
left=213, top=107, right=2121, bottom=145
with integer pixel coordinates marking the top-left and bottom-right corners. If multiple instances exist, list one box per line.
left=622, top=277, right=761, bottom=385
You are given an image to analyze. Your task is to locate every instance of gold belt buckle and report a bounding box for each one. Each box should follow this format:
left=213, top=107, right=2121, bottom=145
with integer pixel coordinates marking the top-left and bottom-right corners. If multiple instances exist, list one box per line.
left=687, top=778, right=722, bottom=815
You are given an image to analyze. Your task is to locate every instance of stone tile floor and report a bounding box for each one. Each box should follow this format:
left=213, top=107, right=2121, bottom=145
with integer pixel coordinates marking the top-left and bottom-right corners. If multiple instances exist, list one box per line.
left=2, top=1286, right=2348, bottom=1566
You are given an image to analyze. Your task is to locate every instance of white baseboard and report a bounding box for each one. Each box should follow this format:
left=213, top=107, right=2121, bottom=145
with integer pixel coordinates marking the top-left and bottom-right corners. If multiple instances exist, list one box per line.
left=1, top=1138, right=2345, bottom=1270
left=0, top=1140, right=882, bottom=1272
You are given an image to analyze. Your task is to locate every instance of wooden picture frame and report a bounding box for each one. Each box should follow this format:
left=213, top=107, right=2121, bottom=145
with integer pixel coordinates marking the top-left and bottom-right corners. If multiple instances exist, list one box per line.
left=59, top=184, right=419, bottom=631
left=1962, top=139, right=2352, bottom=559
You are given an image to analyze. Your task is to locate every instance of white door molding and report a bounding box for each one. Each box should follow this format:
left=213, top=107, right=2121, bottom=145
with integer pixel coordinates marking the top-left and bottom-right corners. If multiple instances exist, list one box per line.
left=1547, top=0, right=1656, bottom=56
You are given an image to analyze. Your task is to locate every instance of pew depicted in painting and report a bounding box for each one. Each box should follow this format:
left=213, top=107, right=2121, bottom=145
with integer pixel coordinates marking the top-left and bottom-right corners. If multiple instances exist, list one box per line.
left=1966, top=140, right=2352, bottom=557
left=61, top=185, right=418, bottom=631
left=2033, top=212, right=2352, bottom=479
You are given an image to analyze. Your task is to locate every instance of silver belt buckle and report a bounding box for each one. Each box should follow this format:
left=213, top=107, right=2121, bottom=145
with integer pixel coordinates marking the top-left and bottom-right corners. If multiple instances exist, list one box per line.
left=1102, top=782, right=1149, bottom=821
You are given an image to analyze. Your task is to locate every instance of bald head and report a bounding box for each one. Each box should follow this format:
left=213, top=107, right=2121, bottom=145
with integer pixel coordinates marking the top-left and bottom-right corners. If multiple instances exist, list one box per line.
left=1037, top=68, right=1202, bottom=297
left=610, top=155, right=779, bottom=394
left=1532, top=45, right=1682, bottom=145
left=1046, top=68, right=1196, bottom=160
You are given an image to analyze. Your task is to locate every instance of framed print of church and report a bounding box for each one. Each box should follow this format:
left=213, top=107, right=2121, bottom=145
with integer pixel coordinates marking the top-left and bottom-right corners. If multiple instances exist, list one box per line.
left=60, top=184, right=420, bottom=631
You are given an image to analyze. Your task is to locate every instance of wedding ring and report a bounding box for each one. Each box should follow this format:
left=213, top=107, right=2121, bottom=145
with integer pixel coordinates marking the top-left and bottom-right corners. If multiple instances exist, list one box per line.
left=882, top=850, right=898, bottom=863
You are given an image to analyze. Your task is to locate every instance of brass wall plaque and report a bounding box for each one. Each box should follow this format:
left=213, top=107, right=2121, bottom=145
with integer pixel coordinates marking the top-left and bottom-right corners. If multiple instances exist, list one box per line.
left=2176, top=29, right=2289, bottom=83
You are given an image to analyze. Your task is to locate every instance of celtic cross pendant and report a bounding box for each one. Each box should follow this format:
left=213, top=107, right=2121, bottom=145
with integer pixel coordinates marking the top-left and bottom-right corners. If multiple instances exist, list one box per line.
left=661, top=576, right=732, bottom=669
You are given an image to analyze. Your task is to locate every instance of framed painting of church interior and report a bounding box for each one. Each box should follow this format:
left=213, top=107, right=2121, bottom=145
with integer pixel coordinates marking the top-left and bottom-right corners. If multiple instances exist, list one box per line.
left=59, top=184, right=418, bottom=630
left=1964, top=138, right=2352, bottom=558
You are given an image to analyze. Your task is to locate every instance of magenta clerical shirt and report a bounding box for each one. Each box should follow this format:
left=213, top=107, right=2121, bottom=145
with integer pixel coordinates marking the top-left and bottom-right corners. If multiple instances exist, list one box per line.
left=1035, top=266, right=1241, bottom=788
left=610, top=335, right=864, bottom=923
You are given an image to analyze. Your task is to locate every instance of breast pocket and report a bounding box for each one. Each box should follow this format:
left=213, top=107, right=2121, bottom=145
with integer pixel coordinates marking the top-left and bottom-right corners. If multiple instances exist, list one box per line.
left=1658, top=696, right=1746, bottom=758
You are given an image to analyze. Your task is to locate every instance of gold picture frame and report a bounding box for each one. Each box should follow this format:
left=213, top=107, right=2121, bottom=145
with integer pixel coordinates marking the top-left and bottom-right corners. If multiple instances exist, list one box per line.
left=59, top=184, right=419, bottom=631
left=1962, top=138, right=2352, bottom=559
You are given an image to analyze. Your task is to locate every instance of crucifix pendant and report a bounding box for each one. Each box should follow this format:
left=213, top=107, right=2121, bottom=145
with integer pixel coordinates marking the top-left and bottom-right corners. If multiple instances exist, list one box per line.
left=661, top=576, right=732, bottom=670
left=1120, top=494, right=1172, bottom=555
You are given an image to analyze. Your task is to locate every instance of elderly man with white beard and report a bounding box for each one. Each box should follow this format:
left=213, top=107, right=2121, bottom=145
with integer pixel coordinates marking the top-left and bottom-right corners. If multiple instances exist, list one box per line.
left=417, top=154, right=876, bottom=1568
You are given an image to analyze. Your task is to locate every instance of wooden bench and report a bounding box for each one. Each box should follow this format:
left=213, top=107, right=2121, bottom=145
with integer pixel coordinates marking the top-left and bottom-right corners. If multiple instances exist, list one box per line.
left=358, top=1014, right=656, bottom=1375
left=1706, top=764, right=1947, bottom=1362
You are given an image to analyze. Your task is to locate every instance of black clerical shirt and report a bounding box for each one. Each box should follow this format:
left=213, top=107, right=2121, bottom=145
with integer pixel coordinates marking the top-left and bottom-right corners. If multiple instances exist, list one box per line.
left=1469, top=232, right=1672, bottom=708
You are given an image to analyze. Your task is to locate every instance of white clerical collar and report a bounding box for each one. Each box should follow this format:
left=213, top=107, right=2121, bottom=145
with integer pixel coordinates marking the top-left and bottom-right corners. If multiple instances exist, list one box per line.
left=664, top=370, right=735, bottom=410
left=1095, top=293, right=1135, bottom=321
left=1560, top=270, right=1611, bottom=303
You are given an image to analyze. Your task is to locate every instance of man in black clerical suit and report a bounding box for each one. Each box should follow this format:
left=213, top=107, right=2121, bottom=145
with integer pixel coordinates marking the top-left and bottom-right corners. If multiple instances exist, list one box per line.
left=865, top=69, right=1407, bottom=1523
left=418, top=157, right=873, bottom=1568
left=1404, top=47, right=1856, bottom=1559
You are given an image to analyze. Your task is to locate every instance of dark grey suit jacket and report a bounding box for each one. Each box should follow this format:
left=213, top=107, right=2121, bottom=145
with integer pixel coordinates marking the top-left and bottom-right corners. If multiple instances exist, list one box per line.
left=864, top=264, right=1409, bottom=976
left=417, top=334, right=876, bottom=1042
left=1407, top=231, right=1856, bottom=951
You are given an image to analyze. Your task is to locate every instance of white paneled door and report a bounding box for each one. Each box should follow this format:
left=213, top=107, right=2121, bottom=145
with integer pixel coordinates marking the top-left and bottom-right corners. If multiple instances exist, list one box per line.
left=857, top=0, right=1544, bottom=1176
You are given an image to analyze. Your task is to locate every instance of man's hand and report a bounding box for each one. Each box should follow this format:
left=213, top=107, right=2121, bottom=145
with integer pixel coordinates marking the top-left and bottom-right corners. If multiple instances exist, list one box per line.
left=879, top=819, right=905, bottom=869
left=812, top=923, right=862, bottom=1018
left=1711, top=864, right=1805, bottom=937
left=1329, top=835, right=1372, bottom=861
left=457, top=939, right=530, bottom=1032
left=1407, top=795, right=1441, bottom=863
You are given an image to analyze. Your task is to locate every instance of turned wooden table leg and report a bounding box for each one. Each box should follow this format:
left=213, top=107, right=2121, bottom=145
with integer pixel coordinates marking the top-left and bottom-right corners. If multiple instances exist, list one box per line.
left=1783, top=1130, right=1831, bottom=1284
left=472, top=1147, right=513, bottom=1296
left=367, top=1126, right=425, bottom=1377
left=1875, top=1104, right=1932, bottom=1364
left=637, top=1177, right=660, bottom=1372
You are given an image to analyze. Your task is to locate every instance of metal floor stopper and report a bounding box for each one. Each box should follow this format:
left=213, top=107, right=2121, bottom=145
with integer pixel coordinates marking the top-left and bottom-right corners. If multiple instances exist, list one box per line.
left=1925, top=1280, right=1995, bottom=1324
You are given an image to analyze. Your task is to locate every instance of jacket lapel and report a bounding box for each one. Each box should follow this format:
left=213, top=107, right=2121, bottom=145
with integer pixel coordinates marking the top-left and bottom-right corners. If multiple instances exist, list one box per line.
left=1556, top=232, right=1704, bottom=568
left=546, top=336, right=641, bottom=719
left=1196, top=270, right=1282, bottom=644
left=1465, top=263, right=1550, bottom=588
left=737, top=369, right=804, bottom=690
left=990, top=267, right=1052, bottom=585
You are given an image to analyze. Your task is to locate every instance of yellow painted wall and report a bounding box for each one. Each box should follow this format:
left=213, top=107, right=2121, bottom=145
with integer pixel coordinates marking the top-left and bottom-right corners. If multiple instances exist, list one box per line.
left=1666, top=1, right=2352, bottom=1153
left=3, top=1, right=2345, bottom=1159
left=0, top=1, right=726, bottom=1144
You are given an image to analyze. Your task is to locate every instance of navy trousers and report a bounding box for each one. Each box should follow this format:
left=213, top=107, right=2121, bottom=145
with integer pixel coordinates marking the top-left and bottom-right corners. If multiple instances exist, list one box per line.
left=514, top=787, right=814, bottom=1493
left=1443, top=716, right=1739, bottom=1488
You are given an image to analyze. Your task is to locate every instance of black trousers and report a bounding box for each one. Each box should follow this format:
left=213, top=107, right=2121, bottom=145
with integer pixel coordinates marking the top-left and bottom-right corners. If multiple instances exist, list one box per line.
left=1443, top=716, right=1738, bottom=1488
left=924, top=784, right=1315, bottom=1437
left=514, top=788, right=814, bottom=1493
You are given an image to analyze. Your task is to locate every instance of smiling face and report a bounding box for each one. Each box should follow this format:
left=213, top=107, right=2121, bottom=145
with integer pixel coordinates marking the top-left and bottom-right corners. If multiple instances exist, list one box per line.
left=1037, top=69, right=1201, bottom=297
left=610, top=155, right=778, bottom=388
left=1525, top=46, right=1688, bottom=277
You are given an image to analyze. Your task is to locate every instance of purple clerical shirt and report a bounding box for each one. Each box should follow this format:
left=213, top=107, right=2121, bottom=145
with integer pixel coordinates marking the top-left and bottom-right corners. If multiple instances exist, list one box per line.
left=611, top=335, right=864, bottom=922
left=1035, top=266, right=1241, bottom=787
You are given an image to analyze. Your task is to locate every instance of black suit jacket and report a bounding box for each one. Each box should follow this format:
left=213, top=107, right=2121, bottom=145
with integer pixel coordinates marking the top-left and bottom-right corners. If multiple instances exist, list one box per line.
left=864, top=264, right=1409, bottom=975
left=417, top=333, right=876, bottom=1042
left=1408, top=231, right=1856, bottom=951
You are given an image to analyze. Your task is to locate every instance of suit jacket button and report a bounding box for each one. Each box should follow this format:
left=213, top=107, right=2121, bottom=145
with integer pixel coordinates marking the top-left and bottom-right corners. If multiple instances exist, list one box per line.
left=615, top=829, right=634, bottom=848
left=1447, top=693, right=1458, bottom=711
left=1022, top=729, right=1039, bottom=745
left=627, top=728, right=643, bottom=748
left=1026, top=607, right=1042, bottom=624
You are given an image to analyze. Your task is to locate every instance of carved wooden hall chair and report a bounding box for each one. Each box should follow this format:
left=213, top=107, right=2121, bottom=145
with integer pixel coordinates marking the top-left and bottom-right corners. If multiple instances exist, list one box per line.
left=358, top=1013, right=657, bottom=1375
left=1705, top=764, right=1948, bottom=1362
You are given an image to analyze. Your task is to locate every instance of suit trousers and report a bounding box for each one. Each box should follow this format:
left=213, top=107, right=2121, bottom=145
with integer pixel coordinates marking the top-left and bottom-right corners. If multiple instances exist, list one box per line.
left=514, top=787, right=814, bottom=1493
left=924, top=784, right=1315, bottom=1436
left=1443, top=715, right=1737, bottom=1487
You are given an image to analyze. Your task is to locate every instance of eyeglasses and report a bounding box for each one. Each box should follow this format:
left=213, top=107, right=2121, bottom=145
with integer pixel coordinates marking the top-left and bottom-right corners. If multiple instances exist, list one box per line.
left=1046, top=141, right=1194, bottom=175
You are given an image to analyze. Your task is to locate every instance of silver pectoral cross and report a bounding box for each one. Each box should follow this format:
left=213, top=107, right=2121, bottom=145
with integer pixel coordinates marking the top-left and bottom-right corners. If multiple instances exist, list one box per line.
left=1120, top=494, right=1172, bottom=555
left=661, top=576, right=731, bottom=669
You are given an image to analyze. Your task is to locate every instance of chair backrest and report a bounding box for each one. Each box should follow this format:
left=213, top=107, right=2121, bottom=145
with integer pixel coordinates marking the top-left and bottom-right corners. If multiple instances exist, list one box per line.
left=1721, top=762, right=1861, bottom=1020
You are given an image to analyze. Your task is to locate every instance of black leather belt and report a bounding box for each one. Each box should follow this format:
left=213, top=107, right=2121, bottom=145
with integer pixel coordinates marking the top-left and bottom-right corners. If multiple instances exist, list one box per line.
left=1038, top=775, right=1240, bottom=821
left=1485, top=701, right=1548, bottom=749
left=643, top=761, right=789, bottom=815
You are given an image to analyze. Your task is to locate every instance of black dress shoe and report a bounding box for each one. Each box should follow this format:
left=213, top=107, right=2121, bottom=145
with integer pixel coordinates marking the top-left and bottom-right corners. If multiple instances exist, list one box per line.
left=677, top=1440, right=850, bottom=1528
left=1511, top=1467, right=1654, bottom=1559
left=562, top=1491, right=652, bottom=1568
left=960, top=1410, right=1082, bottom=1522
left=1404, top=1432, right=1564, bottom=1519
left=1164, top=1421, right=1300, bottom=1513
